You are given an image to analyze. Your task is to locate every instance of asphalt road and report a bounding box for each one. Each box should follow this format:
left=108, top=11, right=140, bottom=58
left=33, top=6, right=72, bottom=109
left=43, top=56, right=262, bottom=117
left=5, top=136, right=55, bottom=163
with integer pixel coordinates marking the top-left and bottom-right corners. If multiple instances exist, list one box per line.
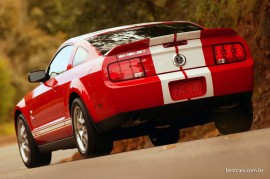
left=1, top=128, right=269, bottom=179
left=0, top=143, right=77, bottom=174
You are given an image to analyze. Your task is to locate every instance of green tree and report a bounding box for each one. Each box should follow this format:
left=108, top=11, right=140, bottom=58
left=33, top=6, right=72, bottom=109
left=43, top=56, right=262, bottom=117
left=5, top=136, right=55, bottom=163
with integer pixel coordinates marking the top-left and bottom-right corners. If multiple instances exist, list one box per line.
left=0, top=59, right=15, bottom=122
left=26, top=0, right=194, bottom=37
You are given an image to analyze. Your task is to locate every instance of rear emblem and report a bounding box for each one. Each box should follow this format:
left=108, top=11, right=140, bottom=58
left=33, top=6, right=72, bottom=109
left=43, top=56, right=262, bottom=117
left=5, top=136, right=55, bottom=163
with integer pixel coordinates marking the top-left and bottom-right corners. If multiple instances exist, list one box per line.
left=173, top=54, right=186, bottom=67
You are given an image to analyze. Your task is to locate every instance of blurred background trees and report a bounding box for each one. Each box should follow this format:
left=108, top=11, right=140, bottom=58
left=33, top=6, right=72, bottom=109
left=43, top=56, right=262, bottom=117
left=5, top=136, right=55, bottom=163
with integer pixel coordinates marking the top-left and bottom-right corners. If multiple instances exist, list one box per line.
left=0, top=0, right=269, bottom=134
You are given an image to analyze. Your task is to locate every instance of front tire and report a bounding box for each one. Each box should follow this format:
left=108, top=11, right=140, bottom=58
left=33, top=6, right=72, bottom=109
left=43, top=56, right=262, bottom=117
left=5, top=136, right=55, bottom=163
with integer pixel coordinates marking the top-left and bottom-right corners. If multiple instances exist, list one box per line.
left=71, top=98, right=113, bottom=157
left=17, top=114, right=51, bottom=168
left=214, top=98, right=253, bottom=135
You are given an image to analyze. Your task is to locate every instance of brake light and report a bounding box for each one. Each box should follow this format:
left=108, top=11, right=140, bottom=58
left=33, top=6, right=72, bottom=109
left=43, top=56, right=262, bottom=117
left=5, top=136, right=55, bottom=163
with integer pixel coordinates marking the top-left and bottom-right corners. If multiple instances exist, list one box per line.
left=108, top=58, right=146, bottom=82
left=213, top=43, right=246, bottom=65
left=233, top=44, right=245, bottom=61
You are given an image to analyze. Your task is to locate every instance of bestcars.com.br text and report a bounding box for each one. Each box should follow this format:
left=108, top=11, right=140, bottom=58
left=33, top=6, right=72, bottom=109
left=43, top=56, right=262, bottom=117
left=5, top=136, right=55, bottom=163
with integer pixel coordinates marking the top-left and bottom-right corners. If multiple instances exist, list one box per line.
left=225, top=168, right=263, bottom=174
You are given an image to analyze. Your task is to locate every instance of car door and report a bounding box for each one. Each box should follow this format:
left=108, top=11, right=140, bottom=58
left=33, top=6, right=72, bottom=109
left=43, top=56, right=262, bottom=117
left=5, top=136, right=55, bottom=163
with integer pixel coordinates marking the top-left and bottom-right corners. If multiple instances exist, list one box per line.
left=32, top=45, right=74, bottom=144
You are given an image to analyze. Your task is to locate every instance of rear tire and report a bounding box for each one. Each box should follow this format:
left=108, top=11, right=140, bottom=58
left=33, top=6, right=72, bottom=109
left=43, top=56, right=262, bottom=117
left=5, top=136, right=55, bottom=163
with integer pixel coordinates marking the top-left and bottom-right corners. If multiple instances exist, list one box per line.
left=17, top=114, right=51, bottom=168
left=214, top=98, right=253, bottom=135
left=149, top=125, right=179, bottom=146
left=71, top=98, right=113, bottom=157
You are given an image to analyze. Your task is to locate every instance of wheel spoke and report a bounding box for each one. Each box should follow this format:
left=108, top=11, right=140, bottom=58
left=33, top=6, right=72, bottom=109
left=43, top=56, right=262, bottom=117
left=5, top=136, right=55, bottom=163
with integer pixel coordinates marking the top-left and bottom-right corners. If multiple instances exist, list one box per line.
left=78, top=113, right=84, bottom=125
left=24, top=145, right=30, bottom=152
left=82, top=135, right=87, bottom=148
left=20, top=125, right=25, bottom=137
left=18, top=120, right=30, bottom=163
left=23, top=133, right=27, bottom=140
left=25, top=138, right=28, bottom=145
left=74, top=105, right=88, bottom=153
left=83, top=128, right=88, bottom=139
left=82, top=125, right=87, bottom=132
left=79, top=130, right=84, bottom=139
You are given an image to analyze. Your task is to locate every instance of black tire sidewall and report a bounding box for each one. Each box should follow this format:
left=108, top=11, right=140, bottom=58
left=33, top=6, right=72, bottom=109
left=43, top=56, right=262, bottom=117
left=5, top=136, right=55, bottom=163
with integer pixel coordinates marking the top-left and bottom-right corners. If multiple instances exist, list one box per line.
left=214, top=98, right=253, bottom=135
left=16, top=114, right=51, bottom=168
left=71, top=98, right=113, bottom=157
left=71, top=98, right=91, bottom=155
left=17, top=115, right=33, bottom=167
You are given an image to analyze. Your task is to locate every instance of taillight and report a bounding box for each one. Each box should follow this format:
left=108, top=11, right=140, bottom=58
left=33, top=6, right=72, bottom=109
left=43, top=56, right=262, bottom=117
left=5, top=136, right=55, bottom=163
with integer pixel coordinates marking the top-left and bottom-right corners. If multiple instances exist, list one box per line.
left=233, top=44, right=246, bottom=61
left=213, top=43, right=246, bottom=65
left=108, top=58, right=146, bottom=82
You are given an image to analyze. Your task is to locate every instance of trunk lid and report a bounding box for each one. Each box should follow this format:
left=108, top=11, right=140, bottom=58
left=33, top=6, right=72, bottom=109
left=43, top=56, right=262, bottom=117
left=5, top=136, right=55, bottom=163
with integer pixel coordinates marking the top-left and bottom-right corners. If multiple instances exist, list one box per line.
left=106, top=28, right=238, bottom=76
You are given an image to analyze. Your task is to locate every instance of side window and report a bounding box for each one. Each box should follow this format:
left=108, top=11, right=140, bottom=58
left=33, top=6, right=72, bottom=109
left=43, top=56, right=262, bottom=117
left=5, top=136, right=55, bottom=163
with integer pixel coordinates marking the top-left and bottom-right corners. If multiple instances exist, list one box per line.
left=48, top=46, right=73, bottom=79
left=73, top=46, right=88, bottom=66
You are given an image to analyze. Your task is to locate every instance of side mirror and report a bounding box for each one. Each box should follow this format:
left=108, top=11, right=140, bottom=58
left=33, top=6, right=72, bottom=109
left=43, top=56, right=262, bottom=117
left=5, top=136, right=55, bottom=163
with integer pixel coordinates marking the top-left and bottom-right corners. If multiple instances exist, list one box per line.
left=28, top=70, right=46, bottom=83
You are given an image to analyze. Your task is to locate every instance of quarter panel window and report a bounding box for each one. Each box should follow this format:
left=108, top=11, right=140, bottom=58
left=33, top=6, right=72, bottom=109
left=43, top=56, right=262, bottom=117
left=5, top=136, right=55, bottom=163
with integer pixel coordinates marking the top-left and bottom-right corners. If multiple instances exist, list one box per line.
left=73, top=46, right=88, bottom=66
left=48, top=46, right=73, bottom=79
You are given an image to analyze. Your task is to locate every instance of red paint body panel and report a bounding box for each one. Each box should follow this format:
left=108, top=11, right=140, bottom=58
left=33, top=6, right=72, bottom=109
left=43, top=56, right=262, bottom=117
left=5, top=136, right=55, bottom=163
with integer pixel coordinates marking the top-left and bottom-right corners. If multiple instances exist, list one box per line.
left=14, top=21, right=254, bottom=148
left=209, top=59, right=254, bottom=96
left=32, top=77, right=65, bottom=128
left=35, top=127, right=67, bottom=145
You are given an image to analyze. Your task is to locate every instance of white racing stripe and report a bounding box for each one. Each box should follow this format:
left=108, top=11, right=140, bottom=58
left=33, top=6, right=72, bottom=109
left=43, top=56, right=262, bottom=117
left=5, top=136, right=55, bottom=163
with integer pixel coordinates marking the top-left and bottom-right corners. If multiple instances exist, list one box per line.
left=158, top=72, right=187, bottom=104
left=88, top=57, right=105, bottom=74
left=158, top=68, right=214, bottom=105
left=149, top=34, right=174, bottom=46
left=149, top=30, right=201, bottom=46
left=152, top=30, right=214, bottom=105
left=150, top=39, right=205, bottom=74
left=32, top=118, right=72, bottom=138
left=64, top=118, right=72, bottom=126
left=185, top=67, right=214, bottom=100
left=176, top=30, right=201, bottom=41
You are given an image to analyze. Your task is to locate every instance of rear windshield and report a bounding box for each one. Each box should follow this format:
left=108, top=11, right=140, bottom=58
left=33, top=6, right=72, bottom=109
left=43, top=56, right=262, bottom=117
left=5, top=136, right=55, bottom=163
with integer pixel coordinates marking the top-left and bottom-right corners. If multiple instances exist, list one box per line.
left=87, top=23, right=203, bottom=55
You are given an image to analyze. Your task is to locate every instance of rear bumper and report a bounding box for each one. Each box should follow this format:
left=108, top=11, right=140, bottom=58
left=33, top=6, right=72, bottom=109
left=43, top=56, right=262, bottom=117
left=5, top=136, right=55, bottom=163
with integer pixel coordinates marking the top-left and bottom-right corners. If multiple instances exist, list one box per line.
left=97, top=91, right=253, bottom=135
left=91, top=59, right=253, bottom=132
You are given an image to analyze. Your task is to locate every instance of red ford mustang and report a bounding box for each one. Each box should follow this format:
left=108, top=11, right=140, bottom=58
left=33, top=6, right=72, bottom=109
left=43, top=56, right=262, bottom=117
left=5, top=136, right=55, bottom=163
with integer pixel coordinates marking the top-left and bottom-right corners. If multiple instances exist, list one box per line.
left=14, top=21, right=254, bottom=168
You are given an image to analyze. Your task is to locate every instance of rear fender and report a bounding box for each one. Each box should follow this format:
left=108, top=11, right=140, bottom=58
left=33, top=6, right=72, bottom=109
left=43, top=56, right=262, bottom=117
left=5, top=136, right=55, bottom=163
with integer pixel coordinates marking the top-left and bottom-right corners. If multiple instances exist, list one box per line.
left=67, top=78, right=100, bottom=129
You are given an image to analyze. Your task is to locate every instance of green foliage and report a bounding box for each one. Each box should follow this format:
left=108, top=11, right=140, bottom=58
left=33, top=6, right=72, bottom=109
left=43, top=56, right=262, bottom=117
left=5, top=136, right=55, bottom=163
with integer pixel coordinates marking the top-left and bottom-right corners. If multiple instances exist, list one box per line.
left=26, top=0, right=194, bottom=37
left=0, top=122, right=15, bottom=135
left=0, top=59, right=15, bottom=122
left=192, top=0, right=257, bottom=28
left=0, top=0, right=19, bottom=39
left=6, top=25, right=66, bottom=74
left=0, top=0, right=269, bottom=127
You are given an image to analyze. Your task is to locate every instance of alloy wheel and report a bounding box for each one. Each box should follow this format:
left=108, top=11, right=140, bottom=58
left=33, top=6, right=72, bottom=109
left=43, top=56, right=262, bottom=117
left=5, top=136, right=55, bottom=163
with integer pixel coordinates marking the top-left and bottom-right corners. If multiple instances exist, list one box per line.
left=18, top=119, right=30, bottom=163
left=73, top=105, right=88, bottom=153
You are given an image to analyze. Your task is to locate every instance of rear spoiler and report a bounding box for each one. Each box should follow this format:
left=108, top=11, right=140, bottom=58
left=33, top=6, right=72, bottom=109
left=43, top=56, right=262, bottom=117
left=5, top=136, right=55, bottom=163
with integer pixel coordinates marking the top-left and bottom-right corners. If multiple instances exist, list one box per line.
left=106, top=28, right=237, bottom=56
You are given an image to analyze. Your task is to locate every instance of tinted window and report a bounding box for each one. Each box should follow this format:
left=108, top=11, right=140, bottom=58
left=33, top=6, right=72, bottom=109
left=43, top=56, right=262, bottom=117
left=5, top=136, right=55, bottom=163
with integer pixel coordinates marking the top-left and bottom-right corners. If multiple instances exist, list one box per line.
left=73, top=46, right=88, bottom=66
left=48, top=45, right=73, bottom=79
left=88, top=23, right=203, bottom=55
